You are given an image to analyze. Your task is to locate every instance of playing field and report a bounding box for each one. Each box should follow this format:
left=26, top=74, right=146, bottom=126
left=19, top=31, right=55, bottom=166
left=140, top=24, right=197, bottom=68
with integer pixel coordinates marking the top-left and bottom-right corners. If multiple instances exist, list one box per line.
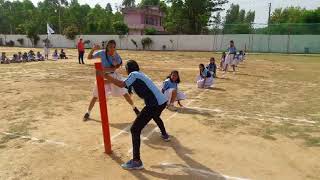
left=0, top=47, right=319, bottom=180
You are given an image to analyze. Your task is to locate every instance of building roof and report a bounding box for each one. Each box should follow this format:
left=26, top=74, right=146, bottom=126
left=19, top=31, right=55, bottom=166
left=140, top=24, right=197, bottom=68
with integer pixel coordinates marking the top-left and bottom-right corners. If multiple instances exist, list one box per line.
left=122, top=6, right=165, bottom=17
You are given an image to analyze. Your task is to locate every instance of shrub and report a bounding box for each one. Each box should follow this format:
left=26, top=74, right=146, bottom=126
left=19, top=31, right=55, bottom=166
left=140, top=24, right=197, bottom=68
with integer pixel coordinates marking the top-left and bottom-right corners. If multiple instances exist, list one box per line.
left=17, top=38, right=24, bottom=46
left=63, top=25, right=79, bottom=40
left=5, top=40, right=15, bottom=47
left=113, top=21, right=129, bottom=35
left=141, top=37, right=153, bottom=50
left=144, top=28, right=157, bottom=35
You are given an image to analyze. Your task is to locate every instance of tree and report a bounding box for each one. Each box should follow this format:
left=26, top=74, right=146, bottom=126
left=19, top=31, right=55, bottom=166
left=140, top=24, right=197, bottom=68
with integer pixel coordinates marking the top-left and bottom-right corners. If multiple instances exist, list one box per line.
left=105, top=3, right=113, bottom=12
left=63, top=25, right=79, bottom=40
left=122, top=0, right=135, bottom=8
left=165, top=0, right=228, bottom=34
left=139, top=0, right=160, bottom=6
left=266, top=7, right=320, bottom=34
left=223, top=4, right=255, bottom=34
left=113, top=21, right=128, bottom=35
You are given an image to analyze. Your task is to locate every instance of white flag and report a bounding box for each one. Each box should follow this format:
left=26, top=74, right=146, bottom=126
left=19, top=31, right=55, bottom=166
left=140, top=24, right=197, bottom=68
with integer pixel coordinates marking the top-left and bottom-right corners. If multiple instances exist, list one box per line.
left=47, top=23, right=55, bottom=35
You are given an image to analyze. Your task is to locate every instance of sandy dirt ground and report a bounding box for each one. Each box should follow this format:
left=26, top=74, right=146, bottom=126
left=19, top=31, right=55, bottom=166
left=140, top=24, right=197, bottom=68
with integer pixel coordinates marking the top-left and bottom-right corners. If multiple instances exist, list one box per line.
left=0, top=47, right=320, bottom=180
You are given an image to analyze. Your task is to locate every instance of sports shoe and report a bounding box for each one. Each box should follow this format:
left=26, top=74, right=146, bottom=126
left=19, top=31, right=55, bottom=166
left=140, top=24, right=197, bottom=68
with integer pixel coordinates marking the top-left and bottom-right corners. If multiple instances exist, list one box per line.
left=167, top=104, right=178, bottom=111
left=121, top=159, right=144, bottom=170
left=133, top=107, right=140, bottom=116
left=161, top=133, right=170, bottom=142
left=83, top=113, right=90, bottom=121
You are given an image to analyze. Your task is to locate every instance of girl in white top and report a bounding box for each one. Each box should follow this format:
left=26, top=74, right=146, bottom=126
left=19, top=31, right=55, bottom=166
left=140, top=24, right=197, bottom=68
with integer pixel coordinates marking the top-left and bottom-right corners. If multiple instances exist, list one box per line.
left=197, top=64, right=214, bottom=88
left=162, top=70, right=186, bottom=111
left=224, top=40, right=237, bottom=73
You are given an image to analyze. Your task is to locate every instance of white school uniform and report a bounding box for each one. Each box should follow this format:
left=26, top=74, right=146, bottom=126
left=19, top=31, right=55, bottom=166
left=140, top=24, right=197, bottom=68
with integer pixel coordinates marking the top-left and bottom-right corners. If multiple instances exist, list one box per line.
left=92, top=72, right=128, bottom=98
left=162, top=78, right=186, bottom=104
left=196, top=68, right=214, bottom=88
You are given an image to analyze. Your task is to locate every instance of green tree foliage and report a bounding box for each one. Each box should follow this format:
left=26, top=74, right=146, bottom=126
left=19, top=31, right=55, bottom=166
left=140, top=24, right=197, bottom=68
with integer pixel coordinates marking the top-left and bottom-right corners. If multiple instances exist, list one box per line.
left=122, top=0, right=135, bottom=8
left=0, top=0, right=124, bottom=35
left=63, top=24, right=79, bottom=40
left=223, top=4, right=255, bottom=34
left=144, top=27, right=157, bottom=35
left=165, top=0, right=228, bottom=34
left=113, top=21, right=129, bottom=35
left=266, top=7, right=320, bottom=34
left=105, top=3, right=112, bottom=12
left=139, top=0, right=160, bottom=6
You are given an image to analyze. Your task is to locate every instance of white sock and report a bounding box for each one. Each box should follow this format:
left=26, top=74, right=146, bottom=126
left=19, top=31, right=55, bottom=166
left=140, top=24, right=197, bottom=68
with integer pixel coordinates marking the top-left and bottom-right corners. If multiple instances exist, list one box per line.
left=87, top=110, right=91, bottom=114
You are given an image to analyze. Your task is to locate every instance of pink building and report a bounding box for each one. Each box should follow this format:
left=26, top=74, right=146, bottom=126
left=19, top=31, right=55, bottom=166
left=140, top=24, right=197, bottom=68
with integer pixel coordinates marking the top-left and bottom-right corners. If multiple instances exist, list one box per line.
left=122, top=6, right=165, bottom=35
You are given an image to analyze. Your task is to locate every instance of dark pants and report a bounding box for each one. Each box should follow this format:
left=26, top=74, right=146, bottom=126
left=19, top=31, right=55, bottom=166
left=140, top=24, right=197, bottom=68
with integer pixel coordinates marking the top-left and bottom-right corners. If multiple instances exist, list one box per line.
left=131, top=102, right=168, bottom=161
left=78, top=51, right=84, bottom=64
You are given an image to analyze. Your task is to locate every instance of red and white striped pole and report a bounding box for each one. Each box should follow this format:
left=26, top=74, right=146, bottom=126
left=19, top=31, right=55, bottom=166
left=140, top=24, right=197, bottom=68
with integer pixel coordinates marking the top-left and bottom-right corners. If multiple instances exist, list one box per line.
left=95, top=62, right=111, bottom=154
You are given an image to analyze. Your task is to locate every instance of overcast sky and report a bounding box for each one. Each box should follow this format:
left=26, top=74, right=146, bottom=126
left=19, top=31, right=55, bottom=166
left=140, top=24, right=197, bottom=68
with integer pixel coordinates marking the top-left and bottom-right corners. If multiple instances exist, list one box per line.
left=25, top=0, right=319, bottom=24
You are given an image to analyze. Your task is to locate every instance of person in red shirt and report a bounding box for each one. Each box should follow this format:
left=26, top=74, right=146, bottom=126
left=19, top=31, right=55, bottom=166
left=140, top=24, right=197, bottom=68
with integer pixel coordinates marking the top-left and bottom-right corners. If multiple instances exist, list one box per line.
left=77, top=38, right=85, bottom=64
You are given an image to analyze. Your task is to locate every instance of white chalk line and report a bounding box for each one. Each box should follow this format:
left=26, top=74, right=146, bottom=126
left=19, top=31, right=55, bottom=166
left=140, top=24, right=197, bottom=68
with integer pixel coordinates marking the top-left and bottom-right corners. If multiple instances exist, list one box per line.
left=159, top=162, right=250, bottom=180
left=186, top=106, right=317, bottom=125
left=127, top=89, right=208, bottom=154
left=111, top=89, right=194, bottom=142
left=0, top=132, right=67, bottom=146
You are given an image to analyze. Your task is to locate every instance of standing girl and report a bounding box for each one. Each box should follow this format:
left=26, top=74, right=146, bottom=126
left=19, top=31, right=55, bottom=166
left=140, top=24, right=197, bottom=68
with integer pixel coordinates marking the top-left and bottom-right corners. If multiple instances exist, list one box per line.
left=162, top=70, right=186, bottom=110
left=223, top=40, right=237, bottom=73
left=104, top=60, right=170, bottom=170
left=197, top=64, right=214, bottom=88
left=84, top=40, right=139, bottom=120
left=220, top=52, right=226, bottom=70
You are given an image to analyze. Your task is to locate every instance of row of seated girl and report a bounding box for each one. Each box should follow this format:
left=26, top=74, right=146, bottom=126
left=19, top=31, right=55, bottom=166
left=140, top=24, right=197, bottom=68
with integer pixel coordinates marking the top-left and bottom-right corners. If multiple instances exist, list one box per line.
left=162, top=58, right=218, bottom=110
left=52, top=49, right=68, bottom=61
left=0, top=51, right=45, bottom=64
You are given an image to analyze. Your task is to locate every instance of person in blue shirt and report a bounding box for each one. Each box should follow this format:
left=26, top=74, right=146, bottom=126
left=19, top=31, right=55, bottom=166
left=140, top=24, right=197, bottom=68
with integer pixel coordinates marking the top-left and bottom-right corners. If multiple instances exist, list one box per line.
left=223, top=40, right=237, bottom=74
left=104, top=60, right=170, bottom=170
left=83, top=40, right=139, bottom=121
left=197, top=64, right=214, bottom=88
left=162, top=70, right=186, bottom=110
left=206, top=57, right=217, bottom=78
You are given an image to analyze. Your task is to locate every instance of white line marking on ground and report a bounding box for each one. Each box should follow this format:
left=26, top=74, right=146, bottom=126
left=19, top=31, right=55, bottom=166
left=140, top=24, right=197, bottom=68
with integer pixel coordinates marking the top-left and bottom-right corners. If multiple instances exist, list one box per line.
left=187, top=106, right=316, bottom=124
left=128, top=90, right=208, bottom=154
left=111, top=89, right=194, bottom=142
left=159, top=162, right=250, bottom=180
left=0, top=132, right=67, bottom=146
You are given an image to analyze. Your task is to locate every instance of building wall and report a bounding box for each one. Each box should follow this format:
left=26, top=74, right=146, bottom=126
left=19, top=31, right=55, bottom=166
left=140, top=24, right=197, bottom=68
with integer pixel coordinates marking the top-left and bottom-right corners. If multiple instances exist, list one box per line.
left=0, top=34, right=319, bottom=53
left=124, top=12, right=142, bottom=26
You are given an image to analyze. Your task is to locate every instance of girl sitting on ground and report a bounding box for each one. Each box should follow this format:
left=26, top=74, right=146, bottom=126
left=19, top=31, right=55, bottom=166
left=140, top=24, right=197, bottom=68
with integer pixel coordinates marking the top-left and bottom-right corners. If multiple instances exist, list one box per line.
left=206, top=57, right=217, bottom=78
left=17, top=52, right=23, bottom=62
left=28, top=50, right=35, bottom=61
left=36, top=52, right=45, bottom=61
left=162, top=70, right=186, bottom=111
left=59, top=49, right=68, bottom=59
left=1, top=52, right=10, bottom=64
left=197, top=64, right=214, bottom=89
left=52, top=49, right=59, bottom=60
left=22, top=52, right=28, bottom=62
left=11, top=54, right=19, bottom=63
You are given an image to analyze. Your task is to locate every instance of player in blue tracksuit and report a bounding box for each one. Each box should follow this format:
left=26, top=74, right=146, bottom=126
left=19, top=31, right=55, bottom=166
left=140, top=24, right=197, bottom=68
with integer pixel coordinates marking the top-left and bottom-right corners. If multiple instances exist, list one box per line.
left=104, top=60, right=170, bottom=170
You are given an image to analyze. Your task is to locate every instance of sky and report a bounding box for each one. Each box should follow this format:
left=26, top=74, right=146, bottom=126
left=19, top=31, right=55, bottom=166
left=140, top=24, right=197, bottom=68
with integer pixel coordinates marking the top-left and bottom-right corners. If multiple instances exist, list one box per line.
left=26, top=0, right=320, bottom=24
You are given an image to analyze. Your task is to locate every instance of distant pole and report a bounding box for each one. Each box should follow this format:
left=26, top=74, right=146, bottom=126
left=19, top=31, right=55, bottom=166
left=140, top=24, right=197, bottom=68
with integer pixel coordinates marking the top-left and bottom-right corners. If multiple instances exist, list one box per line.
left=59, top=5, right=62, bottom=34
left=268, top=3, right=271, bottom=25
left=267, top=2, right=272, bottom=52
